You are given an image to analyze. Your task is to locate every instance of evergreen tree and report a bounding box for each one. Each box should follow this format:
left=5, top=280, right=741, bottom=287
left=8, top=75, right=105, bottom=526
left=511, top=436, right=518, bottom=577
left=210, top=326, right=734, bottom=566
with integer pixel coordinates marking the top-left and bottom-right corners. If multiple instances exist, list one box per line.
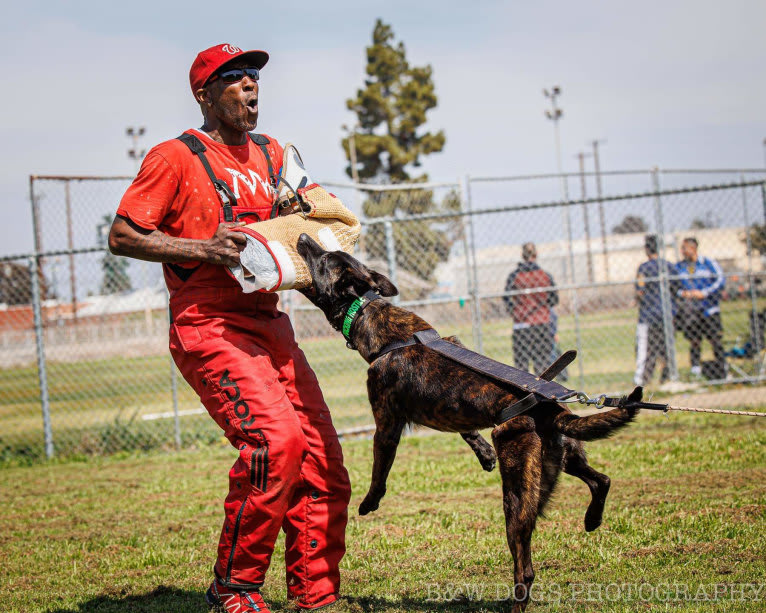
left=748, top=223, right=766, bottom=254
left=612, top=215, right=648, bottom=234
left=345, top=19, right=456, bottom=285
left=99, top=215, right=131, bottom=294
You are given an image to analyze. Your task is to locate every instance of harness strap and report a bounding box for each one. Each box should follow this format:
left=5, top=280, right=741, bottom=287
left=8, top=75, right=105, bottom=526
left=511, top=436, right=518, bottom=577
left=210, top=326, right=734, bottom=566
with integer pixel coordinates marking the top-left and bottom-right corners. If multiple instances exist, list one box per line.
left=368, top=337, right=420, bottom=362
left=411, top=329, right=576, bottom=401
left=496, top=350, right=578, bottom=424
left=176, top=133, right=237, bottom=222
left=249, top=134, right=277, bottom=186
left=497, top=394, right=541, bottom=423
left=249, top=134, right=280, bottom=219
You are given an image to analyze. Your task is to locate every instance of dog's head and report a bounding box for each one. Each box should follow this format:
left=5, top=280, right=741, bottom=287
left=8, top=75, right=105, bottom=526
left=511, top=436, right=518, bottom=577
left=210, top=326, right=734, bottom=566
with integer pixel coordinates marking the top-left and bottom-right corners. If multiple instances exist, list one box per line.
left=296, top=234, right=398, bottom=324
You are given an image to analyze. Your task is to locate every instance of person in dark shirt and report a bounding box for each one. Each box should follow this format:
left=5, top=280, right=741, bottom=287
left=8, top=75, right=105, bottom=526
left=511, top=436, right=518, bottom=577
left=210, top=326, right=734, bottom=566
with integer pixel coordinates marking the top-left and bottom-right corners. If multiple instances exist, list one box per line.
left=634, top=235, right=677, bottom=386
left=504, top=243, right=558, bottom=374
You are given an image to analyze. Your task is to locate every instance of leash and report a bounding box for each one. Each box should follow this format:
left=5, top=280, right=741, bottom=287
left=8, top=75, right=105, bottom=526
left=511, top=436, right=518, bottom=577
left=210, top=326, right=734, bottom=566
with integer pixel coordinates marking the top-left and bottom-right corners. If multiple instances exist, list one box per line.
left=341, top=293, right=766, bottom=423
left=563, top=391, right=766, bottom=418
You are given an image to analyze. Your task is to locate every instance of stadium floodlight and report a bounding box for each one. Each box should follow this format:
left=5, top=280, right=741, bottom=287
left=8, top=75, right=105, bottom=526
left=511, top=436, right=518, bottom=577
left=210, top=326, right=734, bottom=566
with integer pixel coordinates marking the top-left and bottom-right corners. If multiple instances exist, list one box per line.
left=126, top=125, right=147, bottom=173
left=543, top=86, right=568, bottom=201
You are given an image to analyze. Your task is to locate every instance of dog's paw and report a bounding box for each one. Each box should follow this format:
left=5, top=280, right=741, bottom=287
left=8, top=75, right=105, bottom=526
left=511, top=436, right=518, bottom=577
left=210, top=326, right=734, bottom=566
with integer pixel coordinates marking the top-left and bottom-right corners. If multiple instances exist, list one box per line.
left=479, top=453, right=496, bottom=472
left=358, top=496, right=380, bottom=516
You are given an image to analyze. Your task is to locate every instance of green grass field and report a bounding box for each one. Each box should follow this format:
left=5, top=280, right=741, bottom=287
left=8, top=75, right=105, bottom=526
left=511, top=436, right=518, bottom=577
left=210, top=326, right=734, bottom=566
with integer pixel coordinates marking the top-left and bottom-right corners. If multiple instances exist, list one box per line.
left=2, top=298, right=764, bottom=463
left=2, top=410, right=764, bottom=612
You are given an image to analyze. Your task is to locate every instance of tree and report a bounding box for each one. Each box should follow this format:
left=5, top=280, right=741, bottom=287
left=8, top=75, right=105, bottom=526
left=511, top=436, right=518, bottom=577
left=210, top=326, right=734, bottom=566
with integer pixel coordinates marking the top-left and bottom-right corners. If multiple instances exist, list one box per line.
left=612, top=215, right=648, bottom=234
left=99, top=215, right=131, bottom=294
left=747, top=223, right=766, bottom=254
left=0, top=261, right=48, bottom=305
left=690, top=210, right=720, bottom=229
left=345, top=19, right=453, bottom=284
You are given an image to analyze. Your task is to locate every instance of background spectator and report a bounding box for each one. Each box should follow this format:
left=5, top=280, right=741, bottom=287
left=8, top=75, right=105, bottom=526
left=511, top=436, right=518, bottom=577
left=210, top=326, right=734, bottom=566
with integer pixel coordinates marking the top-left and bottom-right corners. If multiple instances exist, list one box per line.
left=634, top=235, right=677, bottom=386
left=675, top=237, right=726, bottom=379
left=504, top=242, right=558, bottom=375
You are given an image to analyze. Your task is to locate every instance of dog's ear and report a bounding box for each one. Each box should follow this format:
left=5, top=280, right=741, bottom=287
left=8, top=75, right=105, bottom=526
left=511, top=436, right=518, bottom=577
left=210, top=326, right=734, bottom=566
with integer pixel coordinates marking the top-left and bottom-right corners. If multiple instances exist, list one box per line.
left=342, top=265, right=398, bottom=299
left=368, top=269, right=398, bottom=297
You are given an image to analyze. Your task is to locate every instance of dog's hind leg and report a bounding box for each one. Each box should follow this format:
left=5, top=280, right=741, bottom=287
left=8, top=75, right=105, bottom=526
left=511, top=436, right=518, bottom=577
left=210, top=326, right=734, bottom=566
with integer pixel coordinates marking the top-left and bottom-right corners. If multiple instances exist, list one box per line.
left=461, top=431, right=496, bottom=472
left=562, top=438, right=611, bottom=532
left=491, top=416, right=541, bottom=612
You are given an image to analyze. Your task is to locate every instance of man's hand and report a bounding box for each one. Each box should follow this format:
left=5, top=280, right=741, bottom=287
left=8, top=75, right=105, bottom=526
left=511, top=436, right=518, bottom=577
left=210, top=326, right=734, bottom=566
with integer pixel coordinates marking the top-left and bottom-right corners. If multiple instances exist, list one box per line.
left=204, top=222, right=248, bottom=266
left=681, top=289, right=705, bottom=300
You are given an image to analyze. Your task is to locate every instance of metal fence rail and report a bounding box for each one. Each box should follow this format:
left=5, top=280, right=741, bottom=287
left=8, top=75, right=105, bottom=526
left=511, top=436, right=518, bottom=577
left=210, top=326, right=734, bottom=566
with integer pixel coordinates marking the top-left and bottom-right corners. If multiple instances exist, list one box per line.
left=1, top=171, right=763, bottom=462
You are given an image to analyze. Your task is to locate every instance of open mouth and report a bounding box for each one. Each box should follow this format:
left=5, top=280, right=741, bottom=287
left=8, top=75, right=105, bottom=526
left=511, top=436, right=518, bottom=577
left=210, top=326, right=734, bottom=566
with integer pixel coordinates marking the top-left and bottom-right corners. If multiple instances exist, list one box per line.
left=245, top=98, right=258, bottom=113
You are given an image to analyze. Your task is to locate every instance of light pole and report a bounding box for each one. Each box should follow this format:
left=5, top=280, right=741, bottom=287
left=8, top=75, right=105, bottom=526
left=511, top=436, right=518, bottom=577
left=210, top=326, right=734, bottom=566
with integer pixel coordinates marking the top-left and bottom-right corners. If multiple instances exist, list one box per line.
left=575, top=151, right=594, bottom=283
left=591, top=139, right=609, bottom=281
left=762, top=137, right=766, bottom=169
left=543, top=87, right=569, bottom=202
left=126, top=126, right=147, bottom=174
left=544, top=86, right=573, bottom=283
left=544, top=86, right=585, bottom=388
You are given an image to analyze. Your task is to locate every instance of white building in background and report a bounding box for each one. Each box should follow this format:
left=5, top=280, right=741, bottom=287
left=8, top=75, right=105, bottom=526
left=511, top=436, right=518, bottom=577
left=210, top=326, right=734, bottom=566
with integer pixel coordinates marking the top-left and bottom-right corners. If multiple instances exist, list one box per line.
left=436, top=227, right=761, bottom=298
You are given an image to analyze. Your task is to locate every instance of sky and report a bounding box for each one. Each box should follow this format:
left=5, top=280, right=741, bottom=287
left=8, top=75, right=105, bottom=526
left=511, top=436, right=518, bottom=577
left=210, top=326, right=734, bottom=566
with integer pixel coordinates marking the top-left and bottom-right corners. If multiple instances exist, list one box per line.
left=1, top=0, right=765, bottom=256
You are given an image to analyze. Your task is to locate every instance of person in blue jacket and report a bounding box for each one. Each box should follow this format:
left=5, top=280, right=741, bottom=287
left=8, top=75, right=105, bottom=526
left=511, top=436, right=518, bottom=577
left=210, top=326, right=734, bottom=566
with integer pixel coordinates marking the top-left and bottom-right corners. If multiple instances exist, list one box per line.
left=675, top=237, right=726, bottom=378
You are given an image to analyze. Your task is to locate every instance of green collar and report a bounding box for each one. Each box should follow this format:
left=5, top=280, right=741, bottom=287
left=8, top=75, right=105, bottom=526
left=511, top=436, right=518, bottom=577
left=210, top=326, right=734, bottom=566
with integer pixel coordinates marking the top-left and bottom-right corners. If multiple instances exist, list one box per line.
left=342, top=291, right=379, bottom=342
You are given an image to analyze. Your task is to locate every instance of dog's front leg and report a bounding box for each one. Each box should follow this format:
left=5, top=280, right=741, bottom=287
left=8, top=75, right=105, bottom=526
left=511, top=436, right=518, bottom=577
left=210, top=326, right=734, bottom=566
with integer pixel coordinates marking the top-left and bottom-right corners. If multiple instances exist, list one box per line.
left=359, top=415, right=406, bottom=516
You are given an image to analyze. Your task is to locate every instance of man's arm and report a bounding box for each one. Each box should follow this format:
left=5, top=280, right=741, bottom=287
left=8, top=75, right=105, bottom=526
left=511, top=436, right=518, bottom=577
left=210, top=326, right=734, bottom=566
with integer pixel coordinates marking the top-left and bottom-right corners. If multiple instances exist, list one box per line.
left=701, top=257, right=725, bottom=298
left=503, top=271, right=517, bottom=315
left=108, top=215, right=247, bottom=267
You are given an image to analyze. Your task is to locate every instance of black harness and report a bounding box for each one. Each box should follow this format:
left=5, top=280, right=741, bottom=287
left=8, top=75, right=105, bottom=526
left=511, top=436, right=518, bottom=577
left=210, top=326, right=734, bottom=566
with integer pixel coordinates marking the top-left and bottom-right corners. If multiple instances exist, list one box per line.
left=176, top=132, right=279, bottom=221
left=343, top=292, right=578, bottom=425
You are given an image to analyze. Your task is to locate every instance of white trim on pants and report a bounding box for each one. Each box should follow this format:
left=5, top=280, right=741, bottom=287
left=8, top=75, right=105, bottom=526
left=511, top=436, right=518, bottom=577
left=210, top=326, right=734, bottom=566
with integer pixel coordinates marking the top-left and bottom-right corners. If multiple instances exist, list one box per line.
left=634, top=322, right=649, bottom=385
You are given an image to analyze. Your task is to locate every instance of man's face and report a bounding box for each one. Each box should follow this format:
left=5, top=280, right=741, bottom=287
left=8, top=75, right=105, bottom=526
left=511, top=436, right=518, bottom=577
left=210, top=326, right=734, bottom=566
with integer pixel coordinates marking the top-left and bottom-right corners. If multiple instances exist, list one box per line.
left=681, top=241, right=697, bottom=261
left=205, top=61, right=260, bottom=132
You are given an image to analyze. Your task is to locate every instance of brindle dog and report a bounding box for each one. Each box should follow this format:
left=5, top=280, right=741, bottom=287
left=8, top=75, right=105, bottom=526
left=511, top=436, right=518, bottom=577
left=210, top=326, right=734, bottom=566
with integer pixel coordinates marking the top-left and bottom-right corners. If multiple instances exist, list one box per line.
left=296, top=234, right=639, bottom=611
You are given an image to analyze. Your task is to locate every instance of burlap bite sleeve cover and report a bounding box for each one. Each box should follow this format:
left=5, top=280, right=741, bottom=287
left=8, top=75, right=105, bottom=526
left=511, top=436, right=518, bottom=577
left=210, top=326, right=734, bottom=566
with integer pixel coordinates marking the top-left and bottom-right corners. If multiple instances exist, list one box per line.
left=228, top=184, right=360, bottom=292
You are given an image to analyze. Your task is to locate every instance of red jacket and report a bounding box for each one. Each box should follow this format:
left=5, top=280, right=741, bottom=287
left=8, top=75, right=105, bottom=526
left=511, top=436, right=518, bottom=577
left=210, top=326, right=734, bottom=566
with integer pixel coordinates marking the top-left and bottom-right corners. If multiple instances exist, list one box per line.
left=503, top=261, right=558, bottom=327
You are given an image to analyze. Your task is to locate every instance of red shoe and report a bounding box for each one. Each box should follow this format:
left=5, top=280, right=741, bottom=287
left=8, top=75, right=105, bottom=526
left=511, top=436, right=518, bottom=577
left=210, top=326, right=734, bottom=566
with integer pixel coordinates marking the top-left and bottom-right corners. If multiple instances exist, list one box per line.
left=206, top=579, right=272, bottom=612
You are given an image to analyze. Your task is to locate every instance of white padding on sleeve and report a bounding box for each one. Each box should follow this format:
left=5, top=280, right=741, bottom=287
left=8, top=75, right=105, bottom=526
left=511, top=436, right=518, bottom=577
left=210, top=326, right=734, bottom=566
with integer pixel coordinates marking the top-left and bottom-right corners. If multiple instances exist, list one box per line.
left=268, top=241, right=296, bottom=289
left=231, top=234, right=280, bottom=293
left=318, top=227, right=343, bottom=252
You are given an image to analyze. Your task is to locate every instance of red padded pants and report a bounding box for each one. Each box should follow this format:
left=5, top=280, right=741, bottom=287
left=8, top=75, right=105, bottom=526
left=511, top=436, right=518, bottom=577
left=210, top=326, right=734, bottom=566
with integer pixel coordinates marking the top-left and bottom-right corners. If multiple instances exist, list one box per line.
left=169, top=288, right=351, bottom=609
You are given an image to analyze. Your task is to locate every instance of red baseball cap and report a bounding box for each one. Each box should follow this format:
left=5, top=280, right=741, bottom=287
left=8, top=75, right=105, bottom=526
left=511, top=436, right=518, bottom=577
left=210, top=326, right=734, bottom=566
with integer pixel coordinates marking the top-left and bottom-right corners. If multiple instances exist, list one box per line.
left=189, top=43, right=269, bottom=94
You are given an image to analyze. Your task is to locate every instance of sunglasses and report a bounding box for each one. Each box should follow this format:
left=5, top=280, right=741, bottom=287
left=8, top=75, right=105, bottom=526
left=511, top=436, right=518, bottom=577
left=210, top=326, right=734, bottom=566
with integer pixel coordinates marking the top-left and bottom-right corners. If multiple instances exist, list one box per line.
left=208, top=67, right=260, bottom=85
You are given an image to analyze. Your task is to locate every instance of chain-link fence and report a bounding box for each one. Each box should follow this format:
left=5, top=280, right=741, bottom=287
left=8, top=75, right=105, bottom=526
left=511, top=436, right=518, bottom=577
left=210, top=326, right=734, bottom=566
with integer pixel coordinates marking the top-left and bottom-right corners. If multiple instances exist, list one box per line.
left=2, top=171, right=764, bottom=462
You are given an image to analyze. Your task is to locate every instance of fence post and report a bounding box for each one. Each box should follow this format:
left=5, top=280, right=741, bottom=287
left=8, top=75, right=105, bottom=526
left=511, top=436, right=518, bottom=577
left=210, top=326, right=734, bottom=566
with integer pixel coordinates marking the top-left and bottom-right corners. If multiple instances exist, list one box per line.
left=383, top=220, right=399, bottom=306
left=29, top=255, right=54, bottom=459
left=651, top=168, right=679, bottom=382
left=167, top=291, right=181, bottom=450
left=742, top=178, right=762, bottom=363
left=562, top=191, right=586, bottom=389
left=462, top=175, right=484, bottom=353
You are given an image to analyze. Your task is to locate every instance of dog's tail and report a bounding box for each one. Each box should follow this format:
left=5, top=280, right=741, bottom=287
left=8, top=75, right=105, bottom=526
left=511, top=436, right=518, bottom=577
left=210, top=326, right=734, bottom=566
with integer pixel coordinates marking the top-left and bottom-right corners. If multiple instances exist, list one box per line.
left=553, top=387, right=642, bottom=441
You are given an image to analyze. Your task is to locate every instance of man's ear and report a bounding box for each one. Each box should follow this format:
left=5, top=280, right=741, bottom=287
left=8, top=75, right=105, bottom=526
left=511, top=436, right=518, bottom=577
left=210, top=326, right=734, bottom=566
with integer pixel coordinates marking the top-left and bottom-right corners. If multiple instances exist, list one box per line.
left=369, top=269, right=398, bottom=297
